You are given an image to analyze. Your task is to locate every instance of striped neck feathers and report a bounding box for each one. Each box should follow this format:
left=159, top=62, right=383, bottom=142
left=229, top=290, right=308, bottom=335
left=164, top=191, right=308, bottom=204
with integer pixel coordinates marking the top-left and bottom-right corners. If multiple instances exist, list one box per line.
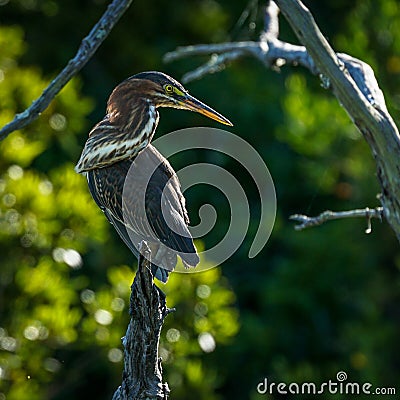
left=75, top=102, right=159, bottom=173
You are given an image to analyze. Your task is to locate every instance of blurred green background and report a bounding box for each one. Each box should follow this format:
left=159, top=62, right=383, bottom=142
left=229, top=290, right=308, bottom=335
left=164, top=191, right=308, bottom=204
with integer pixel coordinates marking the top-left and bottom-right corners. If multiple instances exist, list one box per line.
left=0, top=0, right=399, bottom=399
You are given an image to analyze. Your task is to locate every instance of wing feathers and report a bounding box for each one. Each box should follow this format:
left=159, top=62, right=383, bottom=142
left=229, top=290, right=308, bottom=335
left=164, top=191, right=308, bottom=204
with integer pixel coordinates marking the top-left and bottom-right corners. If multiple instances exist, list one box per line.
left=86, top=145, right=199, bottom=282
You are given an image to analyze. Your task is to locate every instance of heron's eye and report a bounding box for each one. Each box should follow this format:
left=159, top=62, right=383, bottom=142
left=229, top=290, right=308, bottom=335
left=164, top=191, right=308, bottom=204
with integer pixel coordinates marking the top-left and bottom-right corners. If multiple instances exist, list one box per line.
left=164, top=84, right=174, bottom=94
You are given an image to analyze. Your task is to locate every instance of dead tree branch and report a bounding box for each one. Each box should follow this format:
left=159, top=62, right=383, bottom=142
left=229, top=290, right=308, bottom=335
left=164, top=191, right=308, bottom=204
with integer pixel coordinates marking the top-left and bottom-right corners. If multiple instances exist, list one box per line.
left=112, top=241, right=171, bottom=400
left=163, top=1, right=316, bottom=82
left=0, top=0, right=134, bottom=142
left=164, top=0, right=400, bottom=241
left=290, top=207, right=384, bottom=232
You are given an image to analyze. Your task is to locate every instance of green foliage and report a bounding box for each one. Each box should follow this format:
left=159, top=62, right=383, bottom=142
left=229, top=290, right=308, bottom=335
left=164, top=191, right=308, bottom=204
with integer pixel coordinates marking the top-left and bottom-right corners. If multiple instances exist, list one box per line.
left=1, top=1, right=400, bottom=400
left=0, top=23, right=239, bottom=400
left=0, top=25, right=106, bottom=399
left=161, top=265, right=239, bottom=399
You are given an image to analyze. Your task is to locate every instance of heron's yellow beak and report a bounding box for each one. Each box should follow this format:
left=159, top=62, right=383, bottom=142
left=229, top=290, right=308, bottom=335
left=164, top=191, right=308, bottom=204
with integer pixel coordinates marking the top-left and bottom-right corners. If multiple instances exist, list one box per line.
left=179, top=94, right=233, bottom=126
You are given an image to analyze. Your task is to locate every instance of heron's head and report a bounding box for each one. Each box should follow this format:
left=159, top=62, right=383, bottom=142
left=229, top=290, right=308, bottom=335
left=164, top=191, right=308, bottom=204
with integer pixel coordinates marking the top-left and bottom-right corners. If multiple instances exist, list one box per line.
left=107, top=71, right=232, bottom=126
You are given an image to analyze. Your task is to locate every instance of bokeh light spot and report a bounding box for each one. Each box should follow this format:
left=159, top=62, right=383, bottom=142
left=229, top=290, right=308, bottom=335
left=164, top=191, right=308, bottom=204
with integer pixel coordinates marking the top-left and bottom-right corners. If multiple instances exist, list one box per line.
left=198, top=332, right=216, bottom=353
left=94, top=309, right=113, bottom=325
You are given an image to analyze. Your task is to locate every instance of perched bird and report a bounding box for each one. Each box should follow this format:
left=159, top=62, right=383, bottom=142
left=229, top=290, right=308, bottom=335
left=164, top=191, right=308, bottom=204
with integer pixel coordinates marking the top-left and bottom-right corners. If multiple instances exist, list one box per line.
left=75, top=71, right=232, bottom=282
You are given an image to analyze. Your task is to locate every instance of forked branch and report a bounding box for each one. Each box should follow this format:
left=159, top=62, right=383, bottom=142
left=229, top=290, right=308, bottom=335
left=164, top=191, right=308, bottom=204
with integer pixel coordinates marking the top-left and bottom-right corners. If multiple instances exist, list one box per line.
left=165, top=0, right=400, bottom=241
left=290, top=207, right=384, bottom=232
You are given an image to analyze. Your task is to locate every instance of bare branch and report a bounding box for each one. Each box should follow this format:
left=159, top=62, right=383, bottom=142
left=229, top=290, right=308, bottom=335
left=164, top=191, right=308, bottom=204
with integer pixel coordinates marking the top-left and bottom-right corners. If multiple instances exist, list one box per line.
left=263, top=0, right=280, bottom=39
left=0, top=0, right=134, bottom=142
left=164, top=41, right=261, bottom=62
left=273, top=0, right=400, bottom=239
left=181, top=51, right=244, bottom=84
left=164, top=42, right=263, bottom=84
left=274, top=0, right=394, bottom=123
left=164, top=40, right=316, bottom=81
left=290, top=207, right=384, bottom=232
left=113, top=241, right=171, bottom=400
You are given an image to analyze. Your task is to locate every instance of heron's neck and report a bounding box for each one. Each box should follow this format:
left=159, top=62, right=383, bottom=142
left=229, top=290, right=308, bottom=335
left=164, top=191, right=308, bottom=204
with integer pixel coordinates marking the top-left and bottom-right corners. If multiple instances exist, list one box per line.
left=109, top=101, right=159, bottom=151
left=75, top=103, right=159, bottom=173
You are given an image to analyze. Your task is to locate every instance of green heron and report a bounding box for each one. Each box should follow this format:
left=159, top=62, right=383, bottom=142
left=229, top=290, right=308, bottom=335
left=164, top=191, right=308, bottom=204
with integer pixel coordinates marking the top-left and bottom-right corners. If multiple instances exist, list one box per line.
left=75, top=71, right=232, bottom=282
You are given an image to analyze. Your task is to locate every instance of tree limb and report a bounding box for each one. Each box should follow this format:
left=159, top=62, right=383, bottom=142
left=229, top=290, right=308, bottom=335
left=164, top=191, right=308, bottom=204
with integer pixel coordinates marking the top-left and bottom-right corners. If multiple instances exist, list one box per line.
left=164, top=39, right=316, bottom=83
left=290, top=207, right=384, bottom=232
left=263, top=0, right=280, bottom=39
left=274, top=0, right=400, bottom=240
left=113, top=241, right=171, bottom=400
left=163, top=1, right=316, bottom=82
left=164, top=0, right=400, bottom=241
left=0, top=0, right=134, bottom=142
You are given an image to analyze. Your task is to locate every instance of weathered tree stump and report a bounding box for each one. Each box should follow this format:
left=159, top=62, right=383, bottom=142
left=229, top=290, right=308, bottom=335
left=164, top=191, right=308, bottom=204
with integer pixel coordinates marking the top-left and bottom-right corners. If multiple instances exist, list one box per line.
left=112, top=242, right=171, bottom=400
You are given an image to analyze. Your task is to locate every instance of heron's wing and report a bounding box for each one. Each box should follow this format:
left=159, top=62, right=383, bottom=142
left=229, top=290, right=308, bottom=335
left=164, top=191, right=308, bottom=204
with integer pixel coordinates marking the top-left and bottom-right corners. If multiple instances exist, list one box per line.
left=87, top=145, right=199, bottom=277
left=87, top=167, right=172, bottom=282
left=87, top=165, right=138, bottom=254
left=128, top=146, right=199, bottom=266
left=87, top=160, right=127, bottom=218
